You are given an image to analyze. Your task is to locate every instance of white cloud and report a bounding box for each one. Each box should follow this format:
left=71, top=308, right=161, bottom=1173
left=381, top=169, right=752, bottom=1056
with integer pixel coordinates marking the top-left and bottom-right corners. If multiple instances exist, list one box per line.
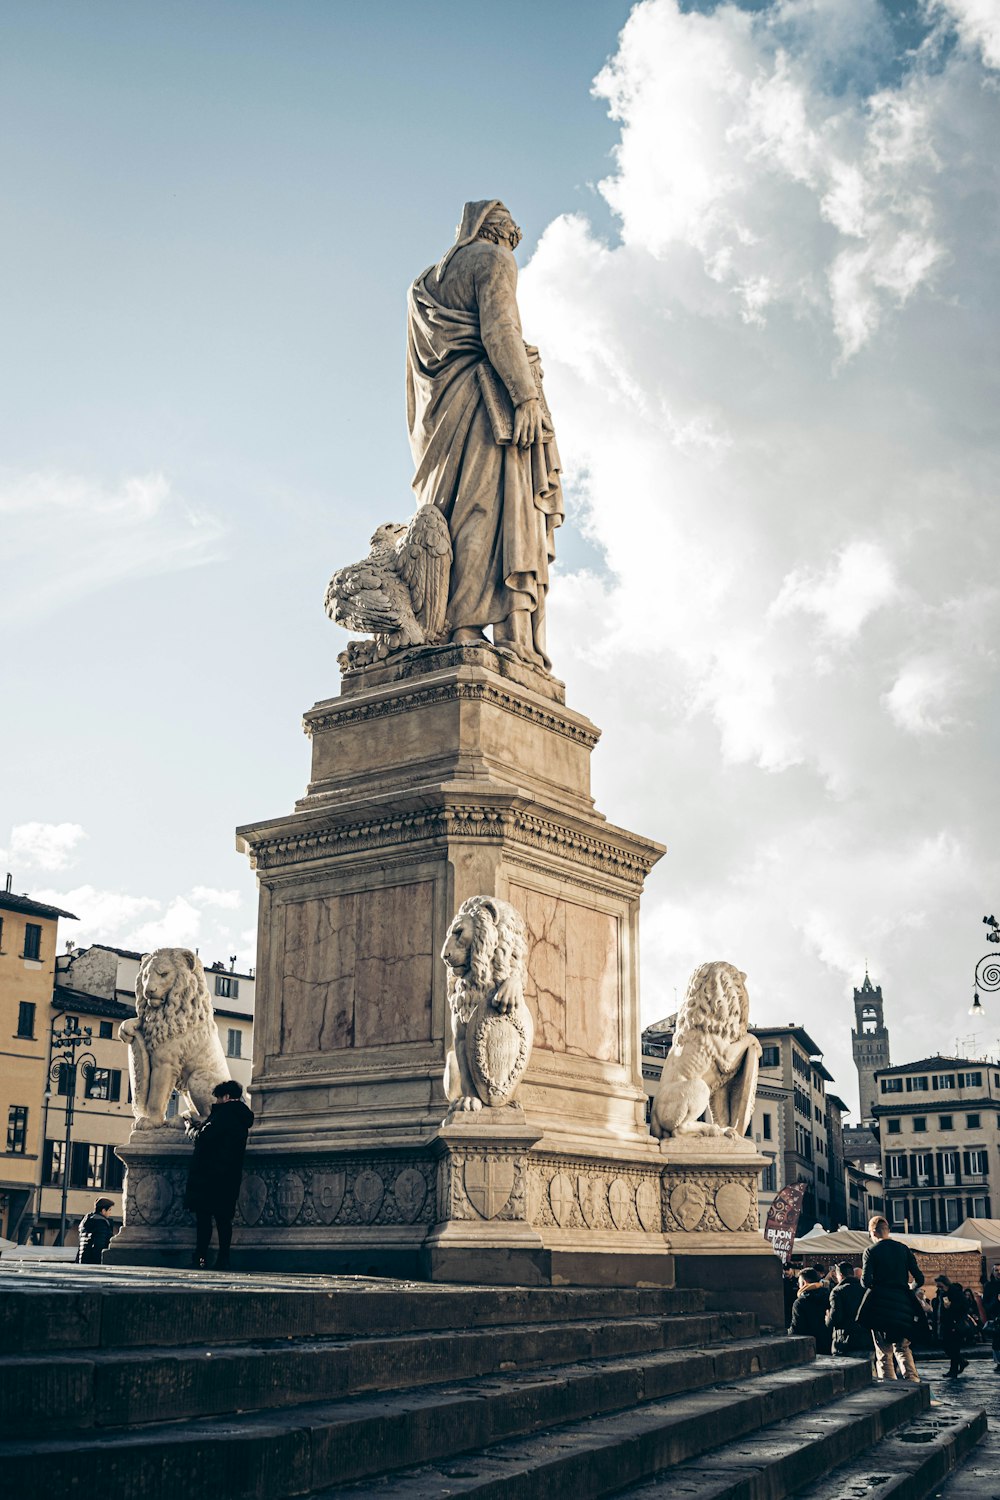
left=521, top=0, right=1000, bottom=1110
left=935, top=0, right=1000, bottom=69
left=189, top=886, right=242, bottom=910
left=3, top=822, right=87, bottom=871
left=0, top=471, right=225, bottom=622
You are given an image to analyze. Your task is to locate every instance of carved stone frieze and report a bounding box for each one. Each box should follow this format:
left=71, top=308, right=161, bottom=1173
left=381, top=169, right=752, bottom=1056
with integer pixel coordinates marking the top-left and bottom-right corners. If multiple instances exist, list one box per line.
left=393, top=1167, right=427, bottom=1223
left=311, top=1170, right=346, bottom=1225
left=441, top=1147, right=528, bottom=1224
left=548, top=1171, right=576, bottom=1226
left=662, top=1167, right=760, bottom=1234
left=304, top=679, right=595, bottom=747
left=243, top=803, right=658, bottom=887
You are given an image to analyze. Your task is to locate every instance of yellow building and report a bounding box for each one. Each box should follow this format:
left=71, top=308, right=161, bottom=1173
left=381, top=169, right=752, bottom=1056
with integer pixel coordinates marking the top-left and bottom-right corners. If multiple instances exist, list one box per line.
left=0, top=878, right=77, bottom=1241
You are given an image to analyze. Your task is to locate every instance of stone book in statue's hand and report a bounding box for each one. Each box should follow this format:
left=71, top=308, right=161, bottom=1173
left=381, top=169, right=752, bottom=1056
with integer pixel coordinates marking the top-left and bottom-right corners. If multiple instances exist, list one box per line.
left=477, top=354, right=554, bottom=445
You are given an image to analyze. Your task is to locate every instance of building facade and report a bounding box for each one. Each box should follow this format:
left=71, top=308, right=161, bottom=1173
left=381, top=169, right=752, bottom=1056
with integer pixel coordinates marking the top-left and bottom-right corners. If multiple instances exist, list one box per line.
left=0, top=881, right=77, bottom=1241
left=873, top=1054, right=1000, bottom=1233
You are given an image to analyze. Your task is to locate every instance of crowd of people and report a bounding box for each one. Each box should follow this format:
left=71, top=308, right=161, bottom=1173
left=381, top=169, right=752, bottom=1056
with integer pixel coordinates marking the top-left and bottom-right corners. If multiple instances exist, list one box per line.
left=786, top=1215, right=1000, bottom=1381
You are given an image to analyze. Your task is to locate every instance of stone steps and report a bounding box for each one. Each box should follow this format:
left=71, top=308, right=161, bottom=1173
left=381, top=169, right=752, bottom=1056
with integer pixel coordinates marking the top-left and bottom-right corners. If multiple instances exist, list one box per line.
left=0, top=1337, right=821, bottom=1497
left=0, top=1311, right=757, bottom=1436
left=331, top=1360, right=879, bottom=1498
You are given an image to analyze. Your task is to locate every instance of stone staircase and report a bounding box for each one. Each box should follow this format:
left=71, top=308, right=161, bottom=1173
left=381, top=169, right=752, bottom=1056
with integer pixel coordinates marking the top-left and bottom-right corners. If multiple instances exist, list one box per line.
left=0, top=1266, right=986, bottom=1499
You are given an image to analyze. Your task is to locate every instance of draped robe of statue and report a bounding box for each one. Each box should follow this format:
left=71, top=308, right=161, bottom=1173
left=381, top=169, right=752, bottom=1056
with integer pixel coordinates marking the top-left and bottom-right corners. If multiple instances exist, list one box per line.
left=406, top=200, right=563, bottom=670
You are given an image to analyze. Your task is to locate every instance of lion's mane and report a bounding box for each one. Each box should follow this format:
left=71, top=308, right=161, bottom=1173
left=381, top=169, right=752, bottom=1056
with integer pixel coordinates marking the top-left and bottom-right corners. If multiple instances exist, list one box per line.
left=673, top=960, right=749, bottom=1049
left=448, top=895, right=527, bottom=1023
left=135, top=948, right=215, bottom=1051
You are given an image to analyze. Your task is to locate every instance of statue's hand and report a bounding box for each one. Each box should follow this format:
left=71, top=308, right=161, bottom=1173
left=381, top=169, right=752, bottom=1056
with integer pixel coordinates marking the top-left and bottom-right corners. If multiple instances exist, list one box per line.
left=512, top=397, right=542, bottom=449
left=492, top=977, right=521, bottom=1015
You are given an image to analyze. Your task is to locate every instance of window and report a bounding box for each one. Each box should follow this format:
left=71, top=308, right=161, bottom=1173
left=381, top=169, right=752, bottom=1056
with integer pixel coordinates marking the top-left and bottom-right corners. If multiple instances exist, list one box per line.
left=83, top=1067, right=121, bottom=1102
left=914, top=1152, right=933, bottom=1186
left=104, top=1146, right=124, bottom=1192
left=887, top=1153, right=907, bottom=1180
left=939, top=1115, right=953, bottom=1130
left=961, top=1072, right=983, bottom=1088
left=942, top=1151, right=959, bottom=1185
left=761, top=1159, right=777, bottom=1192
left=762, top=1112, right=772, bottom=1140
left=22, top=922, right=42, bottom=960
left=226, top=1028, right=242, bottom=1059
left=55, top=1063, right=74, bottom=1097
left=43, top=1139, right=65, bottom=1184
left=814, top=1104, right=822, bottom=1121
left=943, top=1198, right=963, bottom=1231
left=794, top=1087, right=811, bottom=1118
left=972, top=1196, right=989, bottom=1217
left=16, top=1001, right=35, bottom=1038
left=966, top=1114, right=981, bottom=1129
left=881, top=1078, right=903, bottom=1094
left=963, top=1149, right=988, bottom=1177
left=913, top=1117, right=927, bottom=1132
left=99, top=1021, right=113, bottom=1039
left=70, top=1142, right=102, bottom=1190
left=933, top=1074, right=956, bottom=1090
left=887, top=1119, right=901, bottom=1134
left=914, top=1198, right=933, bottom=1231
left=891, top=1199, right=907, bottom=1225
left=215, top=975, right=239, bottom=999
left=760, top=1045, right=780, bottom=1068
left=6, top=1105, right=28, bottom=1153
left=905, top=1076, right=929, bottom=1092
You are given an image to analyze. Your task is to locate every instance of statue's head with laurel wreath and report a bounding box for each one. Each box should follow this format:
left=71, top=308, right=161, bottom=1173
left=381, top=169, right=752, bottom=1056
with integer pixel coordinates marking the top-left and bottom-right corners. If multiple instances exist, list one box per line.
left=674, top=960, right=750, bottom=1048
left=134, top=947, right=215, bottom=1051
left=441, top=895, right=528, bottom=1024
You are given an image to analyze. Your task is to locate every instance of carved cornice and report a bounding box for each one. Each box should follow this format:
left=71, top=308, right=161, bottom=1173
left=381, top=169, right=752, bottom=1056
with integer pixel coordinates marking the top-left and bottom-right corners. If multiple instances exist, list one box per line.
left=244, top=803, right=659, bottom=884
left=303, top=680, right=600, bottom=749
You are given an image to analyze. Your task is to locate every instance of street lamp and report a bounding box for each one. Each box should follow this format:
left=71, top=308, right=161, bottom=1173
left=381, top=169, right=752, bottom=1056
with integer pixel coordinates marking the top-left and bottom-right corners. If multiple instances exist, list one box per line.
left=970, top=914, right=1000, bottom=1018
left=48, top=1015, right=96, bottom=1247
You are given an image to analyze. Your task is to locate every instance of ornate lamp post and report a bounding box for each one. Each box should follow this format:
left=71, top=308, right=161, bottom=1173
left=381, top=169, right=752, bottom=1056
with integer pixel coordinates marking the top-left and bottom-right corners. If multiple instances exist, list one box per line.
left=969, top=914, right=1000, bottom=1019
left=48, top=1015, right=96, bottom=1246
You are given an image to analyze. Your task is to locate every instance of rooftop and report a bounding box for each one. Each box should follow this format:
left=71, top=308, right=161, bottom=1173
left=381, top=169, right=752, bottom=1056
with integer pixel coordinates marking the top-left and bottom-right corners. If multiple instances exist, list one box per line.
left=875, top=1055, right=992, bottom=1076
left=0, top=889, right=78, bottom=922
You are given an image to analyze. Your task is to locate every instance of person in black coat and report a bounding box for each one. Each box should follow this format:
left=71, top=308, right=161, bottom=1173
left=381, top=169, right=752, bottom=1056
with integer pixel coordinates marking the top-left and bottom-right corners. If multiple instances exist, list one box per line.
left=76, top=1197, right=114, bottom=1264
left=184, top=1079, right=254, bottom=1270
left=983, top=1264, right=1000, bottom=1374
left=788, top=1267, right=832, bottom=1353
left=861, top=1215, right=923, bottom=1381
left=826, top=1261, right=870, bottom=1356
left=934, top=1276, right=970, bottom=1378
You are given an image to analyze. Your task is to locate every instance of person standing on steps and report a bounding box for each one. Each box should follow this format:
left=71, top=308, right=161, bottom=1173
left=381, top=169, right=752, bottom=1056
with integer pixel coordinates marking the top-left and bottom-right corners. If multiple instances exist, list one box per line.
left=860, top=1214, right=923, bottom=1381
left=184, top=1079, right=254, bottom=1271
left=788, top=1266, right=832, bottom=1353
left=826, top=1261, right=871, bottom=1357
left=76, top=1197, right=115, bottom=1264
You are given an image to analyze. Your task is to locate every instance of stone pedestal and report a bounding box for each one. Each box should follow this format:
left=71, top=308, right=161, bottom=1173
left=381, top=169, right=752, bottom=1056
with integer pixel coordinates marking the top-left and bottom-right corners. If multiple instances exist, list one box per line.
left=111, top=643, right=779, bottom=1313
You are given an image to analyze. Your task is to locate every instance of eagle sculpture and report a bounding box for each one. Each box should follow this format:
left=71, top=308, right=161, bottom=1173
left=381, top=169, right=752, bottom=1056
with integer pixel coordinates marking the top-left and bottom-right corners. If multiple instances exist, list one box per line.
left=324, top=503, right=452, bottom=662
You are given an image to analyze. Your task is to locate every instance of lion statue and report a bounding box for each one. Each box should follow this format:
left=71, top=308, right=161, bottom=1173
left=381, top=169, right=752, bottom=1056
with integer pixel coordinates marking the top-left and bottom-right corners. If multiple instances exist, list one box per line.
left=650, top=960, right=761, bottom=1141
left=441, top=895, right=533, bottom=1117
left=119, top=948, right=232, bottom=1130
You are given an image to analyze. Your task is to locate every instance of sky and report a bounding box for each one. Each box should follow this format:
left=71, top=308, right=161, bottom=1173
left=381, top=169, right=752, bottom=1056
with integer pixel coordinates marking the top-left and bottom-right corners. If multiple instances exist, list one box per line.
left=3, top=0, right=999, bottom=1118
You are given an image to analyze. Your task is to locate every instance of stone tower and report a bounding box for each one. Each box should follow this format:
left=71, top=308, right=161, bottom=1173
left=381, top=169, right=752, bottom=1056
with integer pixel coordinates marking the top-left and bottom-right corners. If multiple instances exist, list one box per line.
left=851, top=971, right=891, bottom=1123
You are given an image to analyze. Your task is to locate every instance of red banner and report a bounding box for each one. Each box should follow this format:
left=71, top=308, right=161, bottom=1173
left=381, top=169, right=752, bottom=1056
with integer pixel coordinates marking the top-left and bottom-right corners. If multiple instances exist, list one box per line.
left=763, top=1182, right=807, bottom=1264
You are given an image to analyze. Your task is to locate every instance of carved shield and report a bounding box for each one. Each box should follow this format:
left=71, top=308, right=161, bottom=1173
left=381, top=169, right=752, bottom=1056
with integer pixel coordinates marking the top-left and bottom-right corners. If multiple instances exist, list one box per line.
left=608, top=1176, right=631, bottom=1230
left=635, top=1179, right=660, bottom=1232
left=469, top=1007, right=531, bottom=1107
left=238, top=1174, right=267, bottom=1226
left=669, top=1183, right=706, bottom=1231
left=393, top=1168, right=427, bottom=1224
left=577, top=1174, right=601, bottom=1228
left=275, top=1172, right=305, bottom=1225
left=463, top=1157, right=515, bottom=1220
left=548, top=1172, right=576, bottom=1227
left=353, top=1169, right=385, bottom=1224
left=716, top=1181, right=752, bottom=1231
left=311, top=1171, right=346, bottom=1226
left=133, top=1172, right=173, bottom=1225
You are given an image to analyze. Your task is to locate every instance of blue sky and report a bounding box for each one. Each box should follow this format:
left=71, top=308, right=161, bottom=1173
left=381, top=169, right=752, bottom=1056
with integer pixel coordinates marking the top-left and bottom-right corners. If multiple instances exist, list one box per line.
left=3, top=0, right=1000, bottom=1113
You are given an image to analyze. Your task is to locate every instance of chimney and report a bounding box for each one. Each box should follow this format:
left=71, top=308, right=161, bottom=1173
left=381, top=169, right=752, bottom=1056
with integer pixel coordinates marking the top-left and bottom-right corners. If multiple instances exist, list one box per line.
left=4, top=872, right=11, bottom=893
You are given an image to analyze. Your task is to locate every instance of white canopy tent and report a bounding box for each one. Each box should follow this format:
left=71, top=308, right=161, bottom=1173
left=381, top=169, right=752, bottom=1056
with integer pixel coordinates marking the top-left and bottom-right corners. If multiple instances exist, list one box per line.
left=792, top=1228, right=980, bottom=1257
left=951, top=1218, right=1000, bottom=1271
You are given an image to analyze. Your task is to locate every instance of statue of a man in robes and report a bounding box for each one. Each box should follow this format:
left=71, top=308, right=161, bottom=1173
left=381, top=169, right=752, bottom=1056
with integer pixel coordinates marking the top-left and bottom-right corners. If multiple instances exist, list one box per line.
left=406, top=200, right=563, bottom=671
